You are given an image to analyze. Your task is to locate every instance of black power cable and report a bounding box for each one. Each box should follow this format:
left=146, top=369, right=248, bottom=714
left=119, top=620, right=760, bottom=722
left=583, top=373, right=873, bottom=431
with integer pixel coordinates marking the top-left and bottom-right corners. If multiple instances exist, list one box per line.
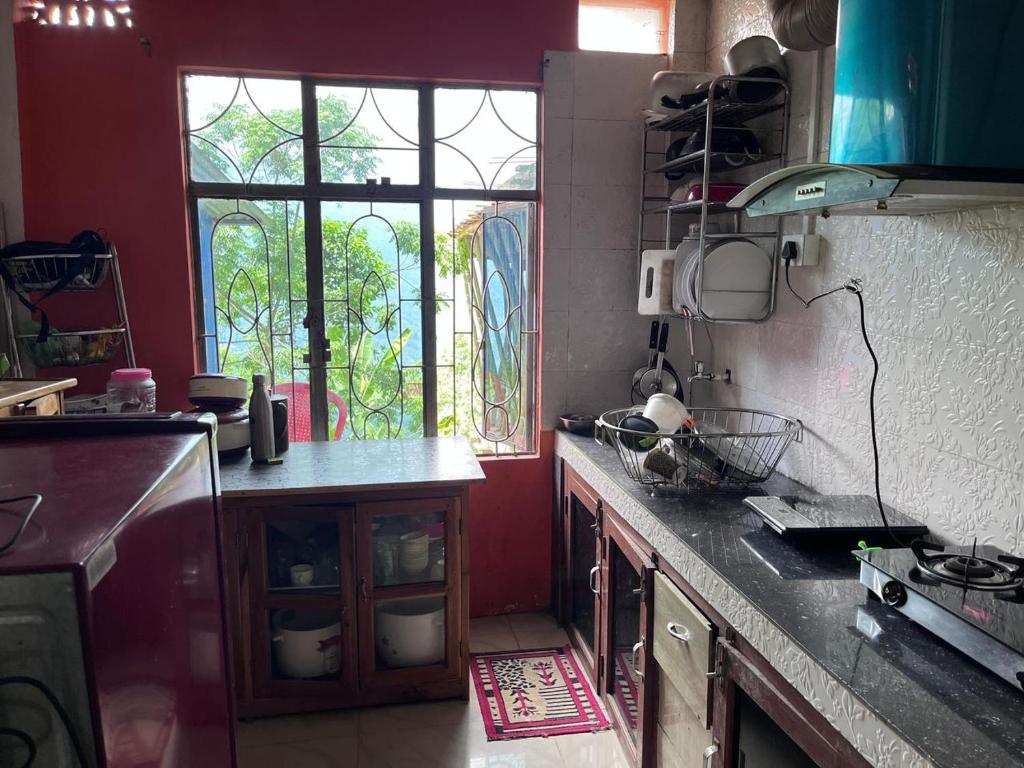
left=0, top=726, right=37, bottom=767
left=783, top=255, right=902, bottom=546
left=0, top=677, right=87, bottom=767
left=0, top=495, right=42, bottom=556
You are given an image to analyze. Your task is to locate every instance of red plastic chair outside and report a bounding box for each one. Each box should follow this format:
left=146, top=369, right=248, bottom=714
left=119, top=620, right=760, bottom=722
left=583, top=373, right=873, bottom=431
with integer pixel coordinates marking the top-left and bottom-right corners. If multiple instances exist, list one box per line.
left=271, top=382, right=347, bottom=442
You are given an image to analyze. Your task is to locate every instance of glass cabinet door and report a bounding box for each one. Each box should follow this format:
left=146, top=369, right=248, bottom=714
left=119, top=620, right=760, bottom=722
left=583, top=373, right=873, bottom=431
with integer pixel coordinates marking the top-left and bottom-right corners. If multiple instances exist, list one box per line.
left=609, top=539, right=644, bottom=746
left=265, top=518, right=341, bottom=594
left=250, top=505, right=357, bottom=698
left=356, top=497, right=460, bottom=688
left=568, top=494, right=600, bottom=656
left=602, top=513, right=654, bottom=767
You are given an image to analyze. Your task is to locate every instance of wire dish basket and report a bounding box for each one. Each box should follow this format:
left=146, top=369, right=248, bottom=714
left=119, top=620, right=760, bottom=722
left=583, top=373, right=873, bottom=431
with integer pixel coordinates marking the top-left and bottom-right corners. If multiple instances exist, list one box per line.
left=4, top=252, right=111, bottom=292
left=18, top=327, right=126, bottom=368
left=596, top=407, right=802, bottom=490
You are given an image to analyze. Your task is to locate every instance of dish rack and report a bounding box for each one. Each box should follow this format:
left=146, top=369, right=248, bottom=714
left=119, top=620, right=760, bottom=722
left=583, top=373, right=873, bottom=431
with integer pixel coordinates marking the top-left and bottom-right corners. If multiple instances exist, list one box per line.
left=596, top=406, right=801, bottom=490
left=638, top=74, right=790, bottom=323
left=1, top=243, right=136, bottom=376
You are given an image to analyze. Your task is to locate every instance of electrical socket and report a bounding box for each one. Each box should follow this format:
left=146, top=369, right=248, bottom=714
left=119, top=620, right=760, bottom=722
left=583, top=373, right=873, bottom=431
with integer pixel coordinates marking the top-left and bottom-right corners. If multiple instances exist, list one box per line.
left=781, top=234, right=821, bottom=267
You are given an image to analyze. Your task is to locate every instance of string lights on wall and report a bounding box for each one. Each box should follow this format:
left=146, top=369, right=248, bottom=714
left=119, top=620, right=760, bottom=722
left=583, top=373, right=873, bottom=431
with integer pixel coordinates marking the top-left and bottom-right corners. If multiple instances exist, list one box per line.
left=19, top=0, right=133, bottom=28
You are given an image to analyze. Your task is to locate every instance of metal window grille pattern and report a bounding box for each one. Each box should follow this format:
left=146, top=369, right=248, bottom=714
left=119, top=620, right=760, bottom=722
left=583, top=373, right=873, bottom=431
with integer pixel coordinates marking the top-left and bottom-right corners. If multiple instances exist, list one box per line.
left=183, top=74, right=539, bottom=455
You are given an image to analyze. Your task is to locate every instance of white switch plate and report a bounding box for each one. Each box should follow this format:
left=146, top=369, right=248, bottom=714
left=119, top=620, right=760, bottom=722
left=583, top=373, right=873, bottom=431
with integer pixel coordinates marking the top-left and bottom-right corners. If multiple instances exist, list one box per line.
left=781, top=234, right=821, bottom=267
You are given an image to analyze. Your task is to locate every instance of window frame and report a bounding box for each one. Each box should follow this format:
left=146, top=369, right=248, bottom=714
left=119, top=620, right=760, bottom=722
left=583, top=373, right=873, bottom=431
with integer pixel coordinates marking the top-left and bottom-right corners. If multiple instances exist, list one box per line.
left=578, top=0, right=671, bottom=54
left=181, top=73, right=540, bottom=452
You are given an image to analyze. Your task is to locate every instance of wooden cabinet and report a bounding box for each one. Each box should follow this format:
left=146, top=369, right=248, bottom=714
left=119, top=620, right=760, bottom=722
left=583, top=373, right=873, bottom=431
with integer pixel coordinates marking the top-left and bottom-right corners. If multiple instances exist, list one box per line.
left=224, top=488, right=468, bottom=718
left=601, top=510, right=656, bottom=768
left=0, top=378, right=75, bottom=417
left=557, top=459, right=870, bottom=768
left=560, top=466, right=604, bottom=687
left=709, top=636, right=872, bottom=768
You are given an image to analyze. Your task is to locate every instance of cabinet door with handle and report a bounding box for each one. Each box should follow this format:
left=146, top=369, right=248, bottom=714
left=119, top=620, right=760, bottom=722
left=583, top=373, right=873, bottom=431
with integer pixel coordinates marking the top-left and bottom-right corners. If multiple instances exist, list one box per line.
left=602, top=510, right=655, bottom=767
left=562, top=467, right=604, bottom=687
left=653, top=570, right=715, bottom=768
left=355, top=496, right=463, bottom=695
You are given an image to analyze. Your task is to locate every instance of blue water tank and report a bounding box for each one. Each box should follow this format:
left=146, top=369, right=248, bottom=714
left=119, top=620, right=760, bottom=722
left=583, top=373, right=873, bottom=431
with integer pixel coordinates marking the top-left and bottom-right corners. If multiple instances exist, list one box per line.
left=830, top=0, right=1024, bottom=170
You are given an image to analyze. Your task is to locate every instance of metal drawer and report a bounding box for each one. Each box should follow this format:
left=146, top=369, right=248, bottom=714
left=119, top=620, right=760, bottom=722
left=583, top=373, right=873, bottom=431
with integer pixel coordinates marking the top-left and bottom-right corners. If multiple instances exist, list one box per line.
left=653, top=570, right=713, bottom=728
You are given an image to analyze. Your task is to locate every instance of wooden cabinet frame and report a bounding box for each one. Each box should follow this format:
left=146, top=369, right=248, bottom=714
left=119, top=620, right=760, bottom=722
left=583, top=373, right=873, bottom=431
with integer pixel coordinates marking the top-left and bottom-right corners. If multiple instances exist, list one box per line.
left=355, top=496, right=464, bottom=695
left=556, top=459, right=875, bottom=768
left=602, top=509, right=657, bottom=768
left=560, top=465, right=604, bottom=688
left=711, top=634, right=873, bottom=768
left=223, top=485, right=470, bottom=718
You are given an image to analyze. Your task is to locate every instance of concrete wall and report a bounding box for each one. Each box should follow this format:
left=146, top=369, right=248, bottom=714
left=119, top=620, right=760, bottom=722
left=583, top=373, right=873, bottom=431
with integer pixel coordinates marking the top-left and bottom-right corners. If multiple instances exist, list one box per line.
left=705, top=0, right=1024, bottom=552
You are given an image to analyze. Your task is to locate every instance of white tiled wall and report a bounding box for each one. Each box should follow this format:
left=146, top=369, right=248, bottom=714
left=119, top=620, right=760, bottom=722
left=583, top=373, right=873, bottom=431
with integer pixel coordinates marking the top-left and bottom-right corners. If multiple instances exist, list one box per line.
left=542, top=50, right=691, bottom=427
left=705, top=0, right=1024, bottom=552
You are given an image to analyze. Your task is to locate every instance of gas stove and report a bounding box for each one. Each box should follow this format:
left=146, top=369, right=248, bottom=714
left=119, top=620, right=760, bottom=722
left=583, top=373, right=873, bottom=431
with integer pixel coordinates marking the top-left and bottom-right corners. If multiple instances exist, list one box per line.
left=853, top=541, right=1024, bottom=693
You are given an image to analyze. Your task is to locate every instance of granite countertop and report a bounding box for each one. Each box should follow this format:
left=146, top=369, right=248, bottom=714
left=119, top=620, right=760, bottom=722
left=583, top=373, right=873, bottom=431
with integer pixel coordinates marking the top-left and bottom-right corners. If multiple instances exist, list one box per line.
left=218, top=437, right=485, bottom=498
left=555, top=431, right=1024, bottom=768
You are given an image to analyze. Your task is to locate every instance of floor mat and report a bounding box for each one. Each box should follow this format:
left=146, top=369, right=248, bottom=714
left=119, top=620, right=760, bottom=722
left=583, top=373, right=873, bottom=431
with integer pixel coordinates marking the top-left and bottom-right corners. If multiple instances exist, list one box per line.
left=471, top=644, right=611, bottom=741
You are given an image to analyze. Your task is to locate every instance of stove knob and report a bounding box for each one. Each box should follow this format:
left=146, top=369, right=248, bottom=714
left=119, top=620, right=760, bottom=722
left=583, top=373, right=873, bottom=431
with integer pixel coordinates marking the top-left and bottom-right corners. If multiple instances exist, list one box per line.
left=881, top=580, right=907, bottom=607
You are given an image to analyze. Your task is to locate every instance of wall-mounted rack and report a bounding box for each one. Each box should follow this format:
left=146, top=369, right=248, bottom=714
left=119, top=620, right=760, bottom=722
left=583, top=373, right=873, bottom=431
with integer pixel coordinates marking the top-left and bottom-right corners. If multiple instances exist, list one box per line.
left=637, top=75, right=790, bottom=324
left=1, top=243, right=136, bottom=376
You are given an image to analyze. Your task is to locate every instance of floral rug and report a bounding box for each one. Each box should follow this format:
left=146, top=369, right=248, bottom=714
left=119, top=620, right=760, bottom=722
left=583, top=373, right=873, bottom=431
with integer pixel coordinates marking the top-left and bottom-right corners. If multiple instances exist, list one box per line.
left=470, top=644, right=611, bottom=741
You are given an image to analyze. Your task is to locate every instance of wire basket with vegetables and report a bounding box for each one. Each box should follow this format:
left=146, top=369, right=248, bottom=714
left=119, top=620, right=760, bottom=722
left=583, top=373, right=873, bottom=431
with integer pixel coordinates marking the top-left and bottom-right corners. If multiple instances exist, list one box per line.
left=596, top=406, right=801, bottom=491
left=18, top=326, right=126, bottom=368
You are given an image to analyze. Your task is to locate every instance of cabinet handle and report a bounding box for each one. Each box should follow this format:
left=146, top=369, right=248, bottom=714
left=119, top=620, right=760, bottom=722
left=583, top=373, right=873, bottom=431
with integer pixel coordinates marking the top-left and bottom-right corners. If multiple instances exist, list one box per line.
left=667, top=622, right=691, bottom=643
left=589, top=565, right=600, bottom=595
left=631, top=638, right=645, bottom=680
left=703, top=743, right=719, bottom=768
left=359, top=577, right=369, bottom=601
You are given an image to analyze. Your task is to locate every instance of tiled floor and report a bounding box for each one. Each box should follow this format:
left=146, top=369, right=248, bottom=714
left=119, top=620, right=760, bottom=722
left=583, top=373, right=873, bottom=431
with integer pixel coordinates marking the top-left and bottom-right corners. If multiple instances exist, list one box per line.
left=235, top=612, right=630, bottom=768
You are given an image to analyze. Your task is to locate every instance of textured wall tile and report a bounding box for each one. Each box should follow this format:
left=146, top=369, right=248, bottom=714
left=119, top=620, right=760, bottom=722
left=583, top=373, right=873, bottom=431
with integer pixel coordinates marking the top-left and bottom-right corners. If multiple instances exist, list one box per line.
left=542, top=368, right=568, bottom=427
left=569, top=248, right=639, bottom=312
left=542, top=248, right=570, bottom=312
left=571, top=184, right=640, bottom=249
left=573, top=51, right=668, bottom=121
left=568, top=310, right=650, bottom=373
left=542, top=310, right=569, bottom=372
left=543, top=116, right=573, bottom=186
left=542, top=182, right=572, bottom=251
left=567, top=368, right=636, bottom=417
left=672, top=0, right=709, bottom=54
left=571, top=119, right=643, bottom=187
left=543, top=51, right=574, bottom=119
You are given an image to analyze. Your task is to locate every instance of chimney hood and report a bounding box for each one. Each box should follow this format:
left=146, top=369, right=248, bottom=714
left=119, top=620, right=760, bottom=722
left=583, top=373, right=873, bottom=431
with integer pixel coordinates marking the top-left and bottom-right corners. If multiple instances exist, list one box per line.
left=731, top=0, right=1024, bottom=217
left=728, top=164, right=1024, bottom=217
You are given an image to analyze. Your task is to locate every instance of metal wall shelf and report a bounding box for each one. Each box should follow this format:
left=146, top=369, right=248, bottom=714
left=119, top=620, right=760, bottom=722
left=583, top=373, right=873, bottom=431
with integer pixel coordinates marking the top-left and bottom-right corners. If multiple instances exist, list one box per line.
left=636, top=75, right=790, bottom=324
left=646, top=91, right=784, bottom=133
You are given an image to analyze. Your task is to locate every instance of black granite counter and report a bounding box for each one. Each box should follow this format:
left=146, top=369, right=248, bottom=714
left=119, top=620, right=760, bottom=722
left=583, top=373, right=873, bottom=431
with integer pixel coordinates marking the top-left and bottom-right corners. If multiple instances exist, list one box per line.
left=556, top=432, right=1024, bottom=768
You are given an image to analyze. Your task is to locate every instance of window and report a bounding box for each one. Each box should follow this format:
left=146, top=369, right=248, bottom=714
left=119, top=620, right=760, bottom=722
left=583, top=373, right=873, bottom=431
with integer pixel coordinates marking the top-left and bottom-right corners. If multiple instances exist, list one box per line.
left=183, top=75, right=538, bottom=455
left=578, top=0, right=670, bottom=54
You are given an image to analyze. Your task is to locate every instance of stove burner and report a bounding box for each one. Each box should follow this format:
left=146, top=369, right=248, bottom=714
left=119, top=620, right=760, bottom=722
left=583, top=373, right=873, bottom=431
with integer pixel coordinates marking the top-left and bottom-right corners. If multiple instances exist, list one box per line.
left=911, top=540, right=1024, bottom=592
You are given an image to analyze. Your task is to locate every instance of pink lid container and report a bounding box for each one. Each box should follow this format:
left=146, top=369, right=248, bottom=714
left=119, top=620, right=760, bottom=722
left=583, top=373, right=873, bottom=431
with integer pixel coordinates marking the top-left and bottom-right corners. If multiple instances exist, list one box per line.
left=110, top=368, right=153, bottom=382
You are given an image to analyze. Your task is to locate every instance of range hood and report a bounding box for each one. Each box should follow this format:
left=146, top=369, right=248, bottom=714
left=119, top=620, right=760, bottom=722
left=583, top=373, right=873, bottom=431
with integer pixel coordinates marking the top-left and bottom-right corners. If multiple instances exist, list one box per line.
left=728, top=163, right=1024, bottom=217
left=730, top=0, right=1024, bottom=217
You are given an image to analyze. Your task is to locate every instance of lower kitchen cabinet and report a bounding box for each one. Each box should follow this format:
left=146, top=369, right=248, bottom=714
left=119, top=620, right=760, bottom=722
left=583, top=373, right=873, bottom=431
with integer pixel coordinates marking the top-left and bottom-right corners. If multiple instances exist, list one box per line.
left=601, top=510, right=656, bottom=766
left=556, top=460, right=873, bottom=768
left=223, top=488, right=468, bottom=717
left=560, top=465, right=605, bottom=687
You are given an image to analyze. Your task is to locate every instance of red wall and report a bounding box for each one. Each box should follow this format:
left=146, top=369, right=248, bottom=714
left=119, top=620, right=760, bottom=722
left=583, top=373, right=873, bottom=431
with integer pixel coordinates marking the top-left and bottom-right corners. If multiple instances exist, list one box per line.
left=14, top=0, right=575, bottom=616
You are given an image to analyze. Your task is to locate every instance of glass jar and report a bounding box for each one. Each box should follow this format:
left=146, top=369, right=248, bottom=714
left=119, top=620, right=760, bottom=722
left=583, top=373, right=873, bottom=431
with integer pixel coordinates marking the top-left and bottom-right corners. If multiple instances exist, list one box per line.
left=106, top=368, right=157, bottom=413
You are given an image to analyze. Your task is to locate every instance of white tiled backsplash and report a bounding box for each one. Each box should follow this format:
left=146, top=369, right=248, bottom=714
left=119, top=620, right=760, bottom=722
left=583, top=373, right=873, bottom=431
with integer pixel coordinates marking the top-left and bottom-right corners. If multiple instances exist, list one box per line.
left=542, top=50, right=697, bottom=427
left=704, top=0, right=1024, bottom=551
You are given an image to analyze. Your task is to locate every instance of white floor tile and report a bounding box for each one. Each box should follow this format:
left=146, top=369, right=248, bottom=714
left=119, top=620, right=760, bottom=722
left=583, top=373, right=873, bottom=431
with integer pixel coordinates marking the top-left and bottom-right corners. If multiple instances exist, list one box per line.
left=236, top=614, right=628, bottom=768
